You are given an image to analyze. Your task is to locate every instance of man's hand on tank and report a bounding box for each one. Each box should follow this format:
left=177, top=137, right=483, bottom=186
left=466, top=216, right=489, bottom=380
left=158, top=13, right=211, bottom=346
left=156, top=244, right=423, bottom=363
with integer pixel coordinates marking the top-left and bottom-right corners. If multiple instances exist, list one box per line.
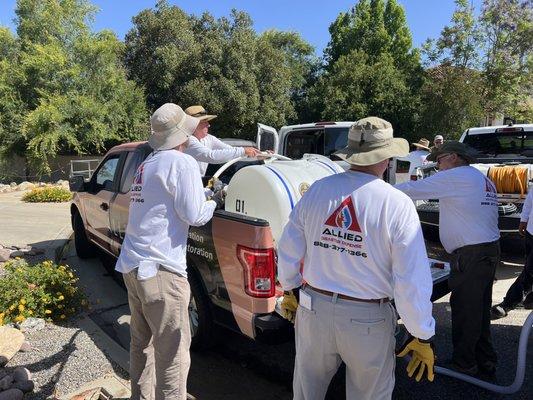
left=244, top=147, right=261, bottom=157
left=211, top=189, right=226, bottom=209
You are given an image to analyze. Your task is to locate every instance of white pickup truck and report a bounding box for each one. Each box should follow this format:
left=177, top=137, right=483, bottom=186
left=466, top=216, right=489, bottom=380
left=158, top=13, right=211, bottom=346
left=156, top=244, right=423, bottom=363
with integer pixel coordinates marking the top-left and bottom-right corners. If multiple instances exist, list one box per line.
left=415, top=123, right=533, bottom=237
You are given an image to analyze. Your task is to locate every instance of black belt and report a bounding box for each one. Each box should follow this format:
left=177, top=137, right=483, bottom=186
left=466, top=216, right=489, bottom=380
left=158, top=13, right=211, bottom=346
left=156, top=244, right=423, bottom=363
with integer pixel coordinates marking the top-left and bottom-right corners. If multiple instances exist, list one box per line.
left=304, top=284, right=389, bottom=304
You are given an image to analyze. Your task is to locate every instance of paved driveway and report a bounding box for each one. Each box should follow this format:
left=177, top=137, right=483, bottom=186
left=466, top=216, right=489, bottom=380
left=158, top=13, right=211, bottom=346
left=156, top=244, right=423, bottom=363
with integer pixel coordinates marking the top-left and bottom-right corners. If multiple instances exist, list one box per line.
left=0, top=191, right=71, bottom=258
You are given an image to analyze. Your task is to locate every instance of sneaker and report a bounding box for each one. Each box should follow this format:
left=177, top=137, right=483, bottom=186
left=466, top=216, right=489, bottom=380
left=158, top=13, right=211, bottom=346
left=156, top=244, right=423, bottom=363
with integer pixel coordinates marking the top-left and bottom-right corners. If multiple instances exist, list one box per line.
left=523, top=294, right=533, bottom=309
left=490, top=304, right=508, bottom=319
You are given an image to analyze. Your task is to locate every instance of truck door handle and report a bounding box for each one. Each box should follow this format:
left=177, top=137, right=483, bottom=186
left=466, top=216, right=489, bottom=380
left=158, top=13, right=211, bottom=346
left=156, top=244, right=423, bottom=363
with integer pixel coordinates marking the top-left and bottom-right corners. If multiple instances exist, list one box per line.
left=100, top=202, right=109, bottom=211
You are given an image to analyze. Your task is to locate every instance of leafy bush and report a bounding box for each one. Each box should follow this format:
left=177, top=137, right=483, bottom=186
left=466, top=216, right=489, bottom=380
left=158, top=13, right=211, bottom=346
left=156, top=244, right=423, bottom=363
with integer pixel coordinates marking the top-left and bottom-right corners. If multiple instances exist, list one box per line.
left=22, top=186, right=72, bottom=203
left=0, top=259, right=86, bottom=325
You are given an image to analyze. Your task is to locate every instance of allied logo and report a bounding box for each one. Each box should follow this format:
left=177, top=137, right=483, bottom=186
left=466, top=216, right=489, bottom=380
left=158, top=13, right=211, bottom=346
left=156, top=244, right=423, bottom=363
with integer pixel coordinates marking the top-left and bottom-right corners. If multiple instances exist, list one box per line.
left=324, top=197, right=361, bottom=232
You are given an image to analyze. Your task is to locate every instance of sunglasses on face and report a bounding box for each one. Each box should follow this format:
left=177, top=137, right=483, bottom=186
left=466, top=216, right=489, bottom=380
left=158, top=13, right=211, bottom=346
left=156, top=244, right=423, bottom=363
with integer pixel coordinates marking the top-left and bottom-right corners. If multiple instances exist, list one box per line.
left=436, top=153, right=453, bottom=164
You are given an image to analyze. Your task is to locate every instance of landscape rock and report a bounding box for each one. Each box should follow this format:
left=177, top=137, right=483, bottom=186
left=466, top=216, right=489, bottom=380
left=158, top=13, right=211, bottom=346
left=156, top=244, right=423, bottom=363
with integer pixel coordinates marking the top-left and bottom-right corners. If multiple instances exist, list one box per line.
left=18, top=341, right=32, bottom=352
left=0, top=248, right=11, bottom=262
left=9, top=183, right=16, bottom=188
left=16, top=182, right=35, bottom=191
left=0, top=327, right=25, bottom=366
left=13, top=367, right=31, bottom=383
left=0, top=375, right=13, bottom=391
left=12, top=380, right=34, bottom=393
left=0, top=388, right=24, bottom=400
left=20, top=318, right=45, bottom=332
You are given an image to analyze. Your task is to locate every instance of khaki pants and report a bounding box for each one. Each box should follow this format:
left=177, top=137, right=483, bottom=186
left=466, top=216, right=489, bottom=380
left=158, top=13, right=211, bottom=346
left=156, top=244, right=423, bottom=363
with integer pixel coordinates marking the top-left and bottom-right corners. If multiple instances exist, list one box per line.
left=293, top=287, right=396, bottom=400
left=124, top=267, right=191, bottom=400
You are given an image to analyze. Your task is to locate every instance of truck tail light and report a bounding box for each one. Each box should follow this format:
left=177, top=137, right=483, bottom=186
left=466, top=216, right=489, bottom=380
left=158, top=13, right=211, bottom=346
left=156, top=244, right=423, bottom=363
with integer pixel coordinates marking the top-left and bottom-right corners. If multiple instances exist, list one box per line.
left=237, top=245, right=276, bottom=298
left=410, top=174, right=418, bottom=181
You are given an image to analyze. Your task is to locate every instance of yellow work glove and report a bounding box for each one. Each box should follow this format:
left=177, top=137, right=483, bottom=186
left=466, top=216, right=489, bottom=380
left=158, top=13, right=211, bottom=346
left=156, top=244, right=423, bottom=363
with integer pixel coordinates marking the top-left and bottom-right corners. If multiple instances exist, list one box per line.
left=397, top=336, right=435, bottom=382
left=206, top=177, right=217, bottom=190
left=281, top=291, right=299, bottom=323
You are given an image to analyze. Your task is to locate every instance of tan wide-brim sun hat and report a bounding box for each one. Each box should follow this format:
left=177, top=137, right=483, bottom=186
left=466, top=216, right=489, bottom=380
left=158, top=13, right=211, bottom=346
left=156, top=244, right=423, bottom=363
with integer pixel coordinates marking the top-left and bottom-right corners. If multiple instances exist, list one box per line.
left=426, top=140, right=478, bottom=164
left=184, top=105, right=217, bottom=122
left=412, top=138, right=431, bottom=151
left=333, top=117, right=409, bottom=166
left=149, top=103, right=200, bottom=151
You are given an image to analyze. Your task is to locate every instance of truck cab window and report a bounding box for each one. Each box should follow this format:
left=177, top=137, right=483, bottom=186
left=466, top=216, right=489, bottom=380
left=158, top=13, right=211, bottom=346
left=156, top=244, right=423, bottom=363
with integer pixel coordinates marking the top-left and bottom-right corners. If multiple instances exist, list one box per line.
left=94, top=155, right=120, bottom=191
left=120, top=151, right=146, bottom=193
left=324, top=127, right=349, bottom=157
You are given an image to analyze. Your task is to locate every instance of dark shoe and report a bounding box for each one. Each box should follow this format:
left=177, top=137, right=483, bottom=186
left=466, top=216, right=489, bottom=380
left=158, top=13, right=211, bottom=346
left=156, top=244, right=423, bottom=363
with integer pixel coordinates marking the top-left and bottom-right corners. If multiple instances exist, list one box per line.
left=523, top=294, right=533, bottom=309
left=491, top=304, right=508, bottom=319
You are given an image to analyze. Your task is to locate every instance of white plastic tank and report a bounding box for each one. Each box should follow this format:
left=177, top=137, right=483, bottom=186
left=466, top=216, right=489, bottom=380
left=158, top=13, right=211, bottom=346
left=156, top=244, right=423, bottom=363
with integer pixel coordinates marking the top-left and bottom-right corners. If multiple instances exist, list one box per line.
left=225, top=155, right=344, bottom=243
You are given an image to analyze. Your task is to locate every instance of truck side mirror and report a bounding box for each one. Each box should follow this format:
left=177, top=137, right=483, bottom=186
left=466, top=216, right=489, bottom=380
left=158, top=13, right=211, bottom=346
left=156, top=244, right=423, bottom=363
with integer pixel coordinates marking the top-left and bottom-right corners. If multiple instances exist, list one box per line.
left=69, top=175, right=86, bottom=192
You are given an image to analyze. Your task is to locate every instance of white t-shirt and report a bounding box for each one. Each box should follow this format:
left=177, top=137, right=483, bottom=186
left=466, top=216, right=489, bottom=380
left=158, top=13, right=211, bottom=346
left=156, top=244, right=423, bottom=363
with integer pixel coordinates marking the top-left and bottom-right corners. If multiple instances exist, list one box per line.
left=396, top=166, right=500, bottom=253
left=185, top=134, right=245, bottom=175
left=115, top=150, right=216, bottom=279
left=277, top=171, right=435, bottom=340
left=520, top=188, right=533, bottom=235
left=398, top=150, right=429, bottom=175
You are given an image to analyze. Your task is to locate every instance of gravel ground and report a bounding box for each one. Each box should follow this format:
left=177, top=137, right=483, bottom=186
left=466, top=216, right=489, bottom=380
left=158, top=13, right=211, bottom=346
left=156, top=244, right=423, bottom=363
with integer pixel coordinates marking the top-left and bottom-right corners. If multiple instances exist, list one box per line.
left=3, top=319, right=127, bottom=399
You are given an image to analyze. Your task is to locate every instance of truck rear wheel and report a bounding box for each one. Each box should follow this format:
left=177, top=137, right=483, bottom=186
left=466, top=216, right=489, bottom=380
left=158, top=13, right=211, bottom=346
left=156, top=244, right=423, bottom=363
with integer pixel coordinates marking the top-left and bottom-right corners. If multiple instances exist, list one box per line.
left=73, top=211, right=96, bottom=259
left=188, top=271, right=215, bottom=351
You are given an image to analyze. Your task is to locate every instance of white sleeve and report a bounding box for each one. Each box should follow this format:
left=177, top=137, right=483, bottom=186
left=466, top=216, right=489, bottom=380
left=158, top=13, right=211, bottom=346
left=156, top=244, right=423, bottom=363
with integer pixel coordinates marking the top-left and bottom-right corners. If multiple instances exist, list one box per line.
left=185, top=136, right=245, bottom=164
left=391, top=212, right=435, bottom=340
left=173, top=165, right=216, bottom=226
left=521, top=189, right=533, bottom=222
left=395, top=171, right=453, bottom=200
left=277, top=196, right=307, bottom=290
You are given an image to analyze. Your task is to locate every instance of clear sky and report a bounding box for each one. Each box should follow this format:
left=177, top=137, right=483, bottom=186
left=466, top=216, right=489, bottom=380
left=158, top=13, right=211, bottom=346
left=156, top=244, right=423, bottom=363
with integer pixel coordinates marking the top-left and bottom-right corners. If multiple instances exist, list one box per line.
left=0, top=0, right=482, bottom=55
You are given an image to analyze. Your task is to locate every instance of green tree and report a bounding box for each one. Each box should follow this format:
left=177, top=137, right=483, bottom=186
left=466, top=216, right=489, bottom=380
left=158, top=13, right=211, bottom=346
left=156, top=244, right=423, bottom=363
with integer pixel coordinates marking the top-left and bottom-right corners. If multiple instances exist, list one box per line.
left=0, top=0, right=148, bottom=173
left=420, top=0, right=485, bottom=138
left=0, top=28, right=25, bottom=157
left=315, top=0, right=422, bottom=138
left=310, top=50, right=419, bottom=139
left=326, top=0, right=419, bottom=72
left=124, top=1, right=315, bottom=138
left=480, top=0, right=533, bottom=121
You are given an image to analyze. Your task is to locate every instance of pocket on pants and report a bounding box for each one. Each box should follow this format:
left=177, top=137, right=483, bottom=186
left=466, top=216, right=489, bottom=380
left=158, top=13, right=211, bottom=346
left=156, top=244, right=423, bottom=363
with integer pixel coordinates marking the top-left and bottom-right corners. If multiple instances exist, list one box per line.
left=137, top=274, right=163, bottom=303
left=350, top=318, right=386, bottom=336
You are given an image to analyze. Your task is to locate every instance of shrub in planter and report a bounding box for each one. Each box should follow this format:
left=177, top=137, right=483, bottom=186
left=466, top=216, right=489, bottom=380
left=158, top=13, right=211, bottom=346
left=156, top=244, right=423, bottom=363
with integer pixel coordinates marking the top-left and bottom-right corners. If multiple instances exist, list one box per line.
left=0, top=259, right=86, bottom=325
left=22, top=186, right=72, bottom=203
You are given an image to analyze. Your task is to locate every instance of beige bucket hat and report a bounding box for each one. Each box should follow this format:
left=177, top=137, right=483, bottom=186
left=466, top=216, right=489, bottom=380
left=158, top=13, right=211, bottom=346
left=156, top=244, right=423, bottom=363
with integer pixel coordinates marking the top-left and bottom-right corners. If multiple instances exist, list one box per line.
left=333, top=117, right=409, bottom=166
left=149, top=103, right=200, bottom=151
left=184, top=105, right=217, bottom=122
left=412, top=138, right=431, bottom=151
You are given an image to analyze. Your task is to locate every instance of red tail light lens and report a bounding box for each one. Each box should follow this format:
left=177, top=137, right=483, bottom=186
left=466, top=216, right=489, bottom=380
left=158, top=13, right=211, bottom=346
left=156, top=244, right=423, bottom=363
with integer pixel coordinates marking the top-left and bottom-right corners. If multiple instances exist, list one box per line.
left=237, top=245, right=276, bottom=298
left=410, top=174, right=418, bottom=181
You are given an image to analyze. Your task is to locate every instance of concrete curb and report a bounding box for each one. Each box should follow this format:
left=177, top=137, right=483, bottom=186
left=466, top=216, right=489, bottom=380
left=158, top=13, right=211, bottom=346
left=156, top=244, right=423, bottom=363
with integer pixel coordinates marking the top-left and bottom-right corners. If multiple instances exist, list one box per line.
left=76, top=315, right=130, bottom=373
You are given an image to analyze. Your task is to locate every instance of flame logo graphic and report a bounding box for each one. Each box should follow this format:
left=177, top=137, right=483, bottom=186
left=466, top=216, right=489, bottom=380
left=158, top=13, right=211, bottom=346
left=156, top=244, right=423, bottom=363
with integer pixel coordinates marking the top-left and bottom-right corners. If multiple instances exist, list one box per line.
left=335, top=205, right=352, bottom=229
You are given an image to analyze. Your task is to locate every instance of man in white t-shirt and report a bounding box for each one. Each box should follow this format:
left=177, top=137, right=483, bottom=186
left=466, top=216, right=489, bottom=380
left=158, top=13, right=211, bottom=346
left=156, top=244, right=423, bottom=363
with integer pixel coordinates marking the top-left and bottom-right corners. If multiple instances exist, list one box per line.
left=184, top=105, right=260, bottom=175
left=278, top=117, right=436, bottom=399
left=396, top=141, right=500, bottom=378
left=116, top=103, right=217, bottom=400
left=398, top=138, right=431, bottom=176
left=431, top=134, right=444, bottom=150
